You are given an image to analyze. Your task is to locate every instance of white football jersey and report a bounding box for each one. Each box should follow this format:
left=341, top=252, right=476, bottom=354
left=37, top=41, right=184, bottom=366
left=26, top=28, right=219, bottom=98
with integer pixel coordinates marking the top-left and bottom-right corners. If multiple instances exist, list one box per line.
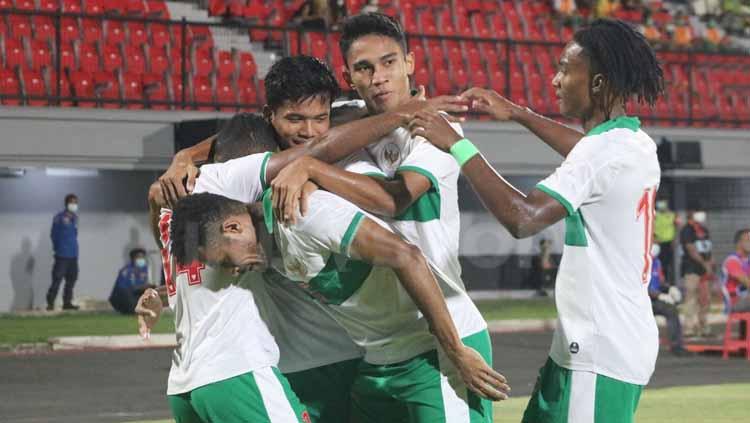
left=158, top=209, right=279, bottom=395
left=536, top=116, right=660, bottom=385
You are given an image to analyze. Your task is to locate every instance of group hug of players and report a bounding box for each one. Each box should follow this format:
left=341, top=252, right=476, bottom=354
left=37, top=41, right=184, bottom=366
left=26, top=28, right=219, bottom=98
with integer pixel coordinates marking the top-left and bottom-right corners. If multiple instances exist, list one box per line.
left=136, top=12, right=667, bottom=423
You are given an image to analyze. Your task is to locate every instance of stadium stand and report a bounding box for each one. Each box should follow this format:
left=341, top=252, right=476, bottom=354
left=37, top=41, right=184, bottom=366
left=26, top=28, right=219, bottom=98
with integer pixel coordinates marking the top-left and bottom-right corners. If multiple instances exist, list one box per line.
left=0, top=0, right=749, bottom=126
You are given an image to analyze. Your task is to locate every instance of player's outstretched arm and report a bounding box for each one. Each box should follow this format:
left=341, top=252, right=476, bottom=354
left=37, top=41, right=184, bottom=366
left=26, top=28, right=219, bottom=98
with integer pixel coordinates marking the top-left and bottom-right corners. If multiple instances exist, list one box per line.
left=270, top=156, right=430, bottom=224
left=349, top=218, right=511, bottom=401
left=158, top=135, right=214, bottom=207
left=461, top=87, right=584, bottom=158
left=410, top=110, right=568, bottom=238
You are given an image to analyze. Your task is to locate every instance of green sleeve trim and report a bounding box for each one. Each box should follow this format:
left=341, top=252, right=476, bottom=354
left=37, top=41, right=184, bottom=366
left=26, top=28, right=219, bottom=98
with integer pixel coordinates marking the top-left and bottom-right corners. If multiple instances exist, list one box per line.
left=363, top=172, right=387, bottom=179
left=536, top=184, right=575, bottom=217
left=394, top=165, right=441, bottom=222
left=341, top=212, right=365, bottom=257
left=261, top=188, right=275, bottom=234
left=259, top=152, right=272, bottom=193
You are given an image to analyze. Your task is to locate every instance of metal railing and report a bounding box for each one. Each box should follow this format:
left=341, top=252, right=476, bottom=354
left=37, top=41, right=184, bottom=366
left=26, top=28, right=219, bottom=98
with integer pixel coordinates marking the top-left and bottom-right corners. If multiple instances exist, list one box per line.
left=1, top=9, right=750, bottom=127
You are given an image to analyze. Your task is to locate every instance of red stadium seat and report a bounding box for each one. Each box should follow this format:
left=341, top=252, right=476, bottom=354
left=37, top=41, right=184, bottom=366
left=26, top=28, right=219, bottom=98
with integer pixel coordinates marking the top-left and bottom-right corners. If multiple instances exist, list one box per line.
left=414, top=67, right=430, bottom=89
left=94, top=71, right=119, bottom=108
left=46, top=70, right=74, bottom=106
left=238, top=52, right=256, bottom=79
left=142, top=72, right=168, bottom=109
left=38, top=0, right=58, bottom=12
left=82, top=19, right=104, bottom=44
left=16, top=0, right=35, bottom=11
left=216, top=50, right=235, bottom=79
left=58, top=42, right=76, bottom=70
left=434, top=69, right=451, bottom=95
left=150, top=23, right=171, bottom=48
left=79, top=43, right=101, bottom=72
left=1, top=68, right=21, bottom=105
left=103, top=44, right=123, bottom=72
left=208, top=0, right=226, bottom=16
left=452, top=67, right=469, bottom=91
left=490, top=70, right=506, bottom=95
left=103, top=0, right=126, bottom=15
left=29, top=40, right=52, bottom=71
left=216, top=77, right=236, bottom=111
left=32, top=16, right=55, bottom=42
left=70, top=71, right=95, bottom=107
left=124, top=45, right=146, bottom=74
left=121, top=72, right=143, bottom=109
left=84, top=0, right=106, bottom=14
left=126, top=0, right=147, bottom=16
left=194, top=48, right=213, bottom=77
left=105, top=21, right=126, bottom=44
left=146, top=0, right=169, bottom=18
left=238, top=79, right=257, bottom=108
left=470, top=69, right=488, bottom=88
left=4, top=38, right=26, bottom=69
left=60, top=18, right=81, bottom=43
left=62, top=0, right=82, bottom=13
left=22, top=70, right=47, bottom=105
left=147, top=46, right=169, bottom=75
left=128, top=22, right=149, bottom=45
left=192, top=75, right=213, bottom=110
left=9, top=15, right=33, bottom=40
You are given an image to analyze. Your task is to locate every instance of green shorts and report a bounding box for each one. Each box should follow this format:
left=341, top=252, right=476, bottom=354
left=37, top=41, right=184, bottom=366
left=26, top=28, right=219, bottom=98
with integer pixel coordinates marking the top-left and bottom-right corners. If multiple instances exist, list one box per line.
left=351, top=330, right=494, bottom=423
left=284, top=358, right=361, bottom=423
left=168, top=367, right=310, bottom=423
left=522, top=357, right=643, bottom=423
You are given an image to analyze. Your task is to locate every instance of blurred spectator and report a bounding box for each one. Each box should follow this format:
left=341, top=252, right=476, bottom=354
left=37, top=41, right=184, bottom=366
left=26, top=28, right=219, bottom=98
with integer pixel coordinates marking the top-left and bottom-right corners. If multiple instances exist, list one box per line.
left=596, top=0, right=621, bottom=17
left=654, top=199, right=678, bottom=284
left=640, top=11, right=665, bottom=45
left=721, top=228, right=750, bottom=313
left=555, top=0, right=578, bottom=16
left=293, top=0, right=332, bottom=30
left=528, top=239, right=557, bottom=297
left=47, top=193, right=80, bottom=311
left=702, top=18, right=727, bottom=49
left=670, top=11, right=695, bottom=49
left=649, top=244, right=690, bottom=356
left=680, top=210, right=714, bottom=338
left=109, top=248, right=152, bottom=315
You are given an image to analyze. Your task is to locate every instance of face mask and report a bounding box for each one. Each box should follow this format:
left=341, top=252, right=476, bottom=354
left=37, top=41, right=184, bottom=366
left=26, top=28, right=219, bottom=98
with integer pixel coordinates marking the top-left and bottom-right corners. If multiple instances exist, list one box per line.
left=651, top=244, right=661, bottom=258
left=67, top=203, right=78, bottom=213
left=692, top=212, right=706, bottom=224
left=655, top=200, right=667, bottom=211
left=135, top=258, right=147, bottom=268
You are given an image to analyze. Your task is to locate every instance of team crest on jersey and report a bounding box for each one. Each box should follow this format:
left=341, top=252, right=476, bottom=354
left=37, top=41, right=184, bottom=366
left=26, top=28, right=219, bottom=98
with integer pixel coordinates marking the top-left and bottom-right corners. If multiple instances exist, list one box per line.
left=286, top=258, right=308, bottom=279
left=383, top=143, right=401, bottom=168
left=569, top=342, right=580, bottom=354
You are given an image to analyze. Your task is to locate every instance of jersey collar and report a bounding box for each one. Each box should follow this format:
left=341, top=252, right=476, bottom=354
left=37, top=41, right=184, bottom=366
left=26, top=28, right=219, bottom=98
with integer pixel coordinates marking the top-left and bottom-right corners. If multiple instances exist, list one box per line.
left=586, top=115, right=641, bottom=136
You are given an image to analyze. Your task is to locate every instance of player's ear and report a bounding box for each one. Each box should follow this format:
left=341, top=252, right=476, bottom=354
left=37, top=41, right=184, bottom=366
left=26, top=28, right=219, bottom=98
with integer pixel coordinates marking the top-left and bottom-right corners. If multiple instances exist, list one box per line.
left=342, top=66, right=353, bottom=89
left=404, top=51, right=415, bottom=76
left=262, top=105, right=273, bottom=122
left=222, top=219, right=242, bottom=234
left=591, top=74, right=605, bottom=95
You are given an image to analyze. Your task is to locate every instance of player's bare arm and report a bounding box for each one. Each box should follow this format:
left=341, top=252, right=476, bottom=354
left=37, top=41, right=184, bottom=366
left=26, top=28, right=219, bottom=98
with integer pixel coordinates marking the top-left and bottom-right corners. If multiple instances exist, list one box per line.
left=349, top=218, right=510, bottom=401
left=409, top=108, right=568, bottom=238
left=271, top=156, right=431, bottom=224
left=460, top=87, right=584, bottom=158
left=158, top=135, right=213, bottom=207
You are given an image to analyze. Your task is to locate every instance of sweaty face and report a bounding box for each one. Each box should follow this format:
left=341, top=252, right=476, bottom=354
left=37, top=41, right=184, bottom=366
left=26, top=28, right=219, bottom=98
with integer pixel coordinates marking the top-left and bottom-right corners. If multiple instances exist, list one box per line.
left=551, top=42, right=594, bottom=120
left=344, top=35, right=414, bottom=114
left=270, top=96, right=331, bottom=150
left=201, top=213, right=267, bottom=275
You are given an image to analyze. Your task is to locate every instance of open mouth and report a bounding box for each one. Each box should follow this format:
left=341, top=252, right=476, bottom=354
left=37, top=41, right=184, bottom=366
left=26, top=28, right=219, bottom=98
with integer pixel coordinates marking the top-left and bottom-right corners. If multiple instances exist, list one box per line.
left=373, top=91, right=391, bottom=101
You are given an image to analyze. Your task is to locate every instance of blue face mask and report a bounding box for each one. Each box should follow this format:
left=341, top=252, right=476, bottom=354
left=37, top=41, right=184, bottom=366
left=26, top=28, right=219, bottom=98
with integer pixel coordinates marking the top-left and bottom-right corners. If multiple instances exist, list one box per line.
left=135, top=258, right=147, bottom=268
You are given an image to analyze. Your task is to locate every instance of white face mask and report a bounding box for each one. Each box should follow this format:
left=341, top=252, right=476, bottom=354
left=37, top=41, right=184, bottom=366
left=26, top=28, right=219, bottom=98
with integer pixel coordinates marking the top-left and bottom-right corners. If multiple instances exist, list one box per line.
left=67, top=203, right=78, bottom=213
left=656, top=200, right=668, bottom=211
left=134, top=258, right=147, bottom=268
left=651, top=244, right=661, bottom=258
left=692, top=211, right=707, bottom=224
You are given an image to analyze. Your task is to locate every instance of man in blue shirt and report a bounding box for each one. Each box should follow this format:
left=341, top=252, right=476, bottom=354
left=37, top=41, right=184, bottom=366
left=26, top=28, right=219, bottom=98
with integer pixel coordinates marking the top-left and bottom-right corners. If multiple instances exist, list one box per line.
left=649, top=245, right=690, bottom=356
left=47, top=194, right=80, bottom=311
left=109, top=248, right=151, bottom=314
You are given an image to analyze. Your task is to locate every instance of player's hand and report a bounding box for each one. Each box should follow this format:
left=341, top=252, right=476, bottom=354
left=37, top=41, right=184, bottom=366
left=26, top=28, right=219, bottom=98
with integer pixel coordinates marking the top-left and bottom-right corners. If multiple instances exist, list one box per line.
left=270, top=157, right=313, bottom=225
left=408, top=108, right=464, bottom=152
left=135, top=288, right=162, bottom=339
left=460, top=87, right=523, bottom=121
left=148, top=181, right=167, bottom=208
left=159, top=151, right=200, bottom=208
left=453, top=346, right=511, bottom=401
left=395, top=86, right=469, bottom=126
left=657, top=293, right=675, bottom=305
left=668, top=286, right=683, bottom=304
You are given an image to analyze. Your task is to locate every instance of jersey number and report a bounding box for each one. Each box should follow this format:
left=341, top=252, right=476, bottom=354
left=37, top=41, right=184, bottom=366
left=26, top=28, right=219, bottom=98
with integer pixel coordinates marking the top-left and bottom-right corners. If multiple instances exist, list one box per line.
left=636, top=188, right=657, bottom=284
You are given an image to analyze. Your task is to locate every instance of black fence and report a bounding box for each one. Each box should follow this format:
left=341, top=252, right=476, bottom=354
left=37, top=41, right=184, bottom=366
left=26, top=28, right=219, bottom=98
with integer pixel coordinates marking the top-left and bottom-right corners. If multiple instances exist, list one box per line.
left=1, top=8, right=750, bottom=127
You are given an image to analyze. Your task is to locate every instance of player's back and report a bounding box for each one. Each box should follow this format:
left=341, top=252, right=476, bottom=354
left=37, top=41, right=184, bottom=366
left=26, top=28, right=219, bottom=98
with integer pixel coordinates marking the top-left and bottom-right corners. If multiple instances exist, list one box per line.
left=158, top=210, right=279, bottom=396
left=538, top=117, right=660, bottom=385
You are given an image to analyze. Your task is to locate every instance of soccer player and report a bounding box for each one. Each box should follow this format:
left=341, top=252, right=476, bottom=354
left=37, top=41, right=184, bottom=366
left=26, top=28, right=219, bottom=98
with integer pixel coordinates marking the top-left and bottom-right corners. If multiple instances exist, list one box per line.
left=407, top=19, right=665, bottom=423
left=140, top=115, right=310, bottom=423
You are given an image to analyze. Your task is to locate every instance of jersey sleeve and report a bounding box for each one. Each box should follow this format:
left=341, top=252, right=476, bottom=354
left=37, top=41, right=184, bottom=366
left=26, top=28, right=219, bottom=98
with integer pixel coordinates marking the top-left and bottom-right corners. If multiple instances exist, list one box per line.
left=335, top=150, right=386, bottom=177
left=536, top=137, right=624, bottom=215
left=397, top=119, right=462, bottom=181
left=193, top=152, right=272, bottom=203
left=724, top=256, right=745, bottom=279
left=290, top=191, right=367, bottom=258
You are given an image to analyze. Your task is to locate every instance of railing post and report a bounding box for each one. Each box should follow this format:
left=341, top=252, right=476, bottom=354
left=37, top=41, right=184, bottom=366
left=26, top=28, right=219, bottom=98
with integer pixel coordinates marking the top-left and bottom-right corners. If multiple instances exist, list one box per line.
left=55, top=9, right=62, bottom=106
left=181, top=17, right=187, bottom=110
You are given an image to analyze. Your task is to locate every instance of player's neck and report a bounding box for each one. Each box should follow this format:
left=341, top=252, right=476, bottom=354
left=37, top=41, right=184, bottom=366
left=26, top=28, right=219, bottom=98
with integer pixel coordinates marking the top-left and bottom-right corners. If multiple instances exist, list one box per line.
left=736, top=249, right=748, bottom=259
left=581, top=104, right=626, bottom=134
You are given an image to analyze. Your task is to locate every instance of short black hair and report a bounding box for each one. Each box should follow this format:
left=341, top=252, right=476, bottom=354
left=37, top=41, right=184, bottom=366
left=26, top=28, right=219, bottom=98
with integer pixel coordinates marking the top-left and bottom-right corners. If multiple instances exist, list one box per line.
left=129, top=248, right=146, bottom=261
left=64, top=194, right=77, bottom=204
left=573, top=19, right=664, bottom=117
left=339, top=12, right=407, bottom=65
left=169, top=193, right=249, bottom=266
left=265, top=55, right=340, bottom=112
left=213, top=113, right=278, bottom=163
left=734, top=228, right=750, bottom=244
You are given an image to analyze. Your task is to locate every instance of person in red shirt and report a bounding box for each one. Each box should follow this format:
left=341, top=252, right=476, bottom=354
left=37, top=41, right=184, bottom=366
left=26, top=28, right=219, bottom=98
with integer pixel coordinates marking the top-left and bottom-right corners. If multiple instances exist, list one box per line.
left=721, top=228, right=750, bottom=313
